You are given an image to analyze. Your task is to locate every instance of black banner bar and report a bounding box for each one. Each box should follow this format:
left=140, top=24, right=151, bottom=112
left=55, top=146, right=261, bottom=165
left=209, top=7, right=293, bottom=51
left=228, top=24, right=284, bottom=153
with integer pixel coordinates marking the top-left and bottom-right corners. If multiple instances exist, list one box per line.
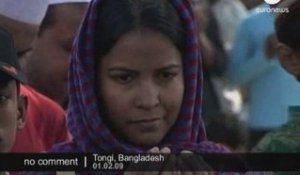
left=0, top=153, right=300, bottom=172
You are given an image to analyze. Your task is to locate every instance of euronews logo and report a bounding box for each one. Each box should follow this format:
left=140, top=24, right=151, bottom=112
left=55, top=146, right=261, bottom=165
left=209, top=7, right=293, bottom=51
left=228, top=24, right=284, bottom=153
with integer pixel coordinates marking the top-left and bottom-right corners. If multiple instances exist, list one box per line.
left=256, top=0, right=289, bottom=13
left=264, top=0, right=281, bottom=5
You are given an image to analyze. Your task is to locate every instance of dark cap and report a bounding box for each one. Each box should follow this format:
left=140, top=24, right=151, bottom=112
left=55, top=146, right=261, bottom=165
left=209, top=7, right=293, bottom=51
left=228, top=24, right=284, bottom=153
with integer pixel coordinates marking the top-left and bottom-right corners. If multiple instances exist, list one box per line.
left=0, top=27, right=25, bottom=83
left=275, top=0, right=300, bottom=51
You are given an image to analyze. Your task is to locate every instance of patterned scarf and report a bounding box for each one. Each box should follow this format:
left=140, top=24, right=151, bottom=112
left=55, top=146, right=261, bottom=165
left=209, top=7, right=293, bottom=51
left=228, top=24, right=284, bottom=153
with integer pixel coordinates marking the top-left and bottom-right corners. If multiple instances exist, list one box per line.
left=53, top=0, right=228, bottom=154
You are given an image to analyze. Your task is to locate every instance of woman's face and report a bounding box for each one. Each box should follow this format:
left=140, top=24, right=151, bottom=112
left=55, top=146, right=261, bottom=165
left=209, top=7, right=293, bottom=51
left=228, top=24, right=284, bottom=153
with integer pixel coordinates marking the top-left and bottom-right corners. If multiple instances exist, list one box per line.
left=97, top=30, right=184, bottom=147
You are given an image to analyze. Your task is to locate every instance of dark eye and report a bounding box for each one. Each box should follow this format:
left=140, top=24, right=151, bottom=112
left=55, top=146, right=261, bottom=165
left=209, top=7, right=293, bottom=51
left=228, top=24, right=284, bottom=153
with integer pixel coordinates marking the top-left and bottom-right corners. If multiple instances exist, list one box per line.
left=159, top=72, right=177, bottom=80
left=0, top=95, right=8, bottom=103
left=112, top=74, right=134, bottom=84
left=17, top=48, right=32, bottom=58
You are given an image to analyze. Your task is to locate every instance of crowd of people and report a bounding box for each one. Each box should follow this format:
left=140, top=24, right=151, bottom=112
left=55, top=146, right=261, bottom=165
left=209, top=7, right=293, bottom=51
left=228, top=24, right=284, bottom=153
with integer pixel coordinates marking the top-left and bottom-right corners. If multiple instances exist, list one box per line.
left=0, top=0, right=300, bottom=174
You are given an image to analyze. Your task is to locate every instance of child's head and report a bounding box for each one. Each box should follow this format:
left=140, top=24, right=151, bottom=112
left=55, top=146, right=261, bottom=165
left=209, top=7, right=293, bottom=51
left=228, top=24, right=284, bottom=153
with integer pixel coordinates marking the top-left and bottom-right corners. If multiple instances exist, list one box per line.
left=0, top=27, right=26, bottom=152
left=275, top=1, right=300, bottom=80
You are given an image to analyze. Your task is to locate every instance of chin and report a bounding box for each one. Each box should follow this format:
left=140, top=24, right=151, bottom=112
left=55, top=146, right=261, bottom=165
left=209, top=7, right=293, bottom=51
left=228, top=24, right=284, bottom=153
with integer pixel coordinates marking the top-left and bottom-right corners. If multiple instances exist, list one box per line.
left=130, top=134, right=164, bottom=148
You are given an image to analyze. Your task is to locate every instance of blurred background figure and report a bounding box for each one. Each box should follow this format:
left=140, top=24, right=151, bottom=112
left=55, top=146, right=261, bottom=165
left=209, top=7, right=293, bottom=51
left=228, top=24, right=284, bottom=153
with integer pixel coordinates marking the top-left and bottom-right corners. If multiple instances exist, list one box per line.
left=208, top=0, right=249, bottom=122
left=22, top=0, right=89, bottom=109
left=205, top=113, right=249, bottom=152
left=191, top=0, right=230, bottom=121
left=254, top=0, right=300, bottom=154
left=0, top=0, right=70, bottom=154
left=240, top=0, right=265, bottom=9
left=209, top=0, right=247, bottom=52
left=254, top=106, right=300, bottom=153
left=0, top=0, right=47, bottom=56
left=227, top=0, right=300, bottom=150
left=276, top=0, right=300, bottom=81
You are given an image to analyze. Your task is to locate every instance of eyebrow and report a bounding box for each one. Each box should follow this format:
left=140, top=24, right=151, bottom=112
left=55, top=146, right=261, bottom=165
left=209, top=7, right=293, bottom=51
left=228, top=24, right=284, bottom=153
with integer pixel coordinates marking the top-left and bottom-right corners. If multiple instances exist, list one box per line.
left=107, top=68, right=138, bottom=74
left=17, top=47, right=32, bottom=58
left=107, top=64, right=182, bottom=72
left=156, top=64, right=182, bottom=72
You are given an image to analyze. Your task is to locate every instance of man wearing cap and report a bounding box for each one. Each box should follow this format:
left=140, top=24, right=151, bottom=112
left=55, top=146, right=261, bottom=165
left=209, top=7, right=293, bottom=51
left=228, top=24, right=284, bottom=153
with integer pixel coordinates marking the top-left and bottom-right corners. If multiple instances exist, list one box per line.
left=23, top=0, right=89, bottom=109
left=0, top=0, right=47, bottom=56
left=227, top=0, right=300, bottom=150
left=276, top=0, right=300, bottom=81
left=0, top=0, right=70, bottom=153
left=253, top=0, right=300, bottom=153
left=0, top=27, right=26, bottom=154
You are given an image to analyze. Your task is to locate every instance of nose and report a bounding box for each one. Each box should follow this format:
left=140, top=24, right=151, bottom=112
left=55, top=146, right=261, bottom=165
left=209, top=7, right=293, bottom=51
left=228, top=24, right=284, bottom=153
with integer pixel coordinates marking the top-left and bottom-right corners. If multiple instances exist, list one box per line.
left=134, top=81, right=160, bottom=110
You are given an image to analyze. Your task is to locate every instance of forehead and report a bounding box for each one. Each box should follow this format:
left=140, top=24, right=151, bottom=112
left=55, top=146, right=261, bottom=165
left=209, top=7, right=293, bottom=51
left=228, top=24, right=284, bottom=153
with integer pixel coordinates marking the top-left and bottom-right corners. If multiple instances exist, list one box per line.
left=0, top=78, right=17, bottom=96
left=43, top=4, right=87, bottom=40
left=51, top=3, right=87, bottom=30
left=54, top=3, right=86, bottom=18
left=0, top=72, right=14, bottom=87
left=101, top=30, right=182, bottom=67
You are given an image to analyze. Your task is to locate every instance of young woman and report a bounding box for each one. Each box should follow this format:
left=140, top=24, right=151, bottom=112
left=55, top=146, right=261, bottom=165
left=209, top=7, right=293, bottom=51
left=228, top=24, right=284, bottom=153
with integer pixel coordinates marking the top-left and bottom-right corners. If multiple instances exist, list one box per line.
left=49, top=0, right=230, bottom=173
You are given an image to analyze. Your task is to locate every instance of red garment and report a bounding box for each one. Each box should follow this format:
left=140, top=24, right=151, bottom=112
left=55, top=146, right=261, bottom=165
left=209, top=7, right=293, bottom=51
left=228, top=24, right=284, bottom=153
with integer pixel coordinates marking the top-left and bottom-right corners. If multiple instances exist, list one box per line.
left=11, top=85, right=70, bottom=152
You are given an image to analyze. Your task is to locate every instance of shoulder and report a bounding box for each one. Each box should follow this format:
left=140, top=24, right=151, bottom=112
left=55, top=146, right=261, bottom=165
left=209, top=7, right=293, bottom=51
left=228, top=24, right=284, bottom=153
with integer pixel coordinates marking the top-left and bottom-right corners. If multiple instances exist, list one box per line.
left=50, top=141, right=80, bottom=153
left=253, top=124, right=300, bottom=152
left=21, top=85, right=65, bottom=117
left=20, top=85, right=66, bottom=130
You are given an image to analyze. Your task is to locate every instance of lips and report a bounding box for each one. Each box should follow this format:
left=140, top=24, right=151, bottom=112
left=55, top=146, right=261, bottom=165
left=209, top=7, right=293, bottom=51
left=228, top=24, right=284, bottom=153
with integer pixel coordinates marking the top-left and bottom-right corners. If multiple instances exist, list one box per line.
left=130, top=117, right=161, bottom=124
left=128, top=117, right=162, bottom=131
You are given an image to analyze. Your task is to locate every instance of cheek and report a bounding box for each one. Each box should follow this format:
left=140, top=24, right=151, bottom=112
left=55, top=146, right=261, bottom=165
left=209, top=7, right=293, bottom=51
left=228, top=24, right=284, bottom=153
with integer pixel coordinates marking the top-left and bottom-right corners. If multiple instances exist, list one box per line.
left=42, top=47, right=69, bottom=79
left=162, top=80, right=184, bottom=118
left=0, top=109, right=18, bottom=152
left=2, top=127, right=17, bottom=152
left=49, top=46, right=69, bottom=68
left=98, top=78, right=132, bottom=120
left=103, top=89, right=130, bottom=113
